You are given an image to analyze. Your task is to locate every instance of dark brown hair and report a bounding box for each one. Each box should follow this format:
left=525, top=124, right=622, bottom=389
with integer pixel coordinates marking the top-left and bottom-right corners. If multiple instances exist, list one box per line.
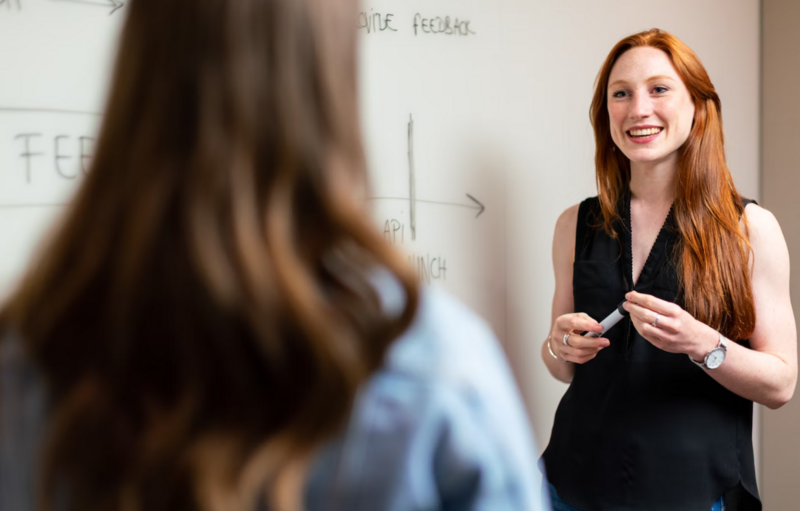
left=1, top=0, right=419, bottom=510
left=590, top=29, right=755, bottom=340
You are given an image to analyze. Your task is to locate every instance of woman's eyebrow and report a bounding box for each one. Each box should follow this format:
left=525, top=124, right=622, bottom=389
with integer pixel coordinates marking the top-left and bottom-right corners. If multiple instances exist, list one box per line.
left=608, top=75, right=677, bottom=89
left=646, top=74, right=678, bottom=83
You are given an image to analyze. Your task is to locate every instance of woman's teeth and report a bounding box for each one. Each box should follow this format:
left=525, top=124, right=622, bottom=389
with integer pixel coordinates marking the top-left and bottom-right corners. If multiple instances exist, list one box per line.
left=628, top=127, right=663, bottom=137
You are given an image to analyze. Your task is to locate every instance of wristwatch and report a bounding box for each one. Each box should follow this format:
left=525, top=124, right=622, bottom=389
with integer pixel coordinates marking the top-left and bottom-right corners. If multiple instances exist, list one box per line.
left=688, top=331, right=728, bottom=370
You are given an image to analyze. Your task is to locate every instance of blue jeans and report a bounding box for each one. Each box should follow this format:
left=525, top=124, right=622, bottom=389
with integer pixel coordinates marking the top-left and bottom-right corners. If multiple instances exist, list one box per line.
left=548, top=483, right=725, bottom=511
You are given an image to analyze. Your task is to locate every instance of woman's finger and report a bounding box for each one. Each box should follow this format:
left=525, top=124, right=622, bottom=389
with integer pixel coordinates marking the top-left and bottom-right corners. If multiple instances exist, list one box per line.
left=556, top=313, right=602, bottom=335
left=625, top=291, right=680, bottom=317
left=626, top=302, right=677, bottom=334
left=560, top=341, right=606, bottom=363
left=564, top=333, right=610, bottom=349
left=630, top=314, right=672, bottom=349
left=625, top=301, right=658, bottom=323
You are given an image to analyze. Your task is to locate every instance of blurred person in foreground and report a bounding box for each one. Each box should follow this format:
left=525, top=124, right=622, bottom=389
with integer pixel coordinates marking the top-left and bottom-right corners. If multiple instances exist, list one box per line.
left=0, top=0, right=547, bottom=510
left=540, top=29, right=796, bottom=511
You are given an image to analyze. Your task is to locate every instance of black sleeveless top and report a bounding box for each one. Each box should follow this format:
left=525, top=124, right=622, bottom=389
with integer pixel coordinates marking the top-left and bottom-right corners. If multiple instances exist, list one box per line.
left=542, top=195, right=760, bottom=511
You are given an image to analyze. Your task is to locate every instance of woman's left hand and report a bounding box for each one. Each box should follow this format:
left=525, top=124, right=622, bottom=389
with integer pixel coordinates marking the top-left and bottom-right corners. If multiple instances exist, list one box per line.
left=623, top=291, right=718, bottom=361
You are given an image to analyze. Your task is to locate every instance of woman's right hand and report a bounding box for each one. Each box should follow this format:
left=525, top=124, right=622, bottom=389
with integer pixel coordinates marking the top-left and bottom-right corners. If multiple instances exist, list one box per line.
left=548, top=313, right=610, bottom=364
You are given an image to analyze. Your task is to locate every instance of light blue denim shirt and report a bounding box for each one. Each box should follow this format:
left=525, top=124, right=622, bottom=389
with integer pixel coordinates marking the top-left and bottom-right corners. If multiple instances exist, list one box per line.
left=0, top=282, right=549, bottom=511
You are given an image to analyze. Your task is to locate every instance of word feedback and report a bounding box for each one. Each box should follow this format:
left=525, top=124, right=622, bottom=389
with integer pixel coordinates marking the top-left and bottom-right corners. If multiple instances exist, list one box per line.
left=358, top=11, right=477, bottom=37
left=13, top=133, right=94, bottom=182
left=413, top=14, right=475, bottom=37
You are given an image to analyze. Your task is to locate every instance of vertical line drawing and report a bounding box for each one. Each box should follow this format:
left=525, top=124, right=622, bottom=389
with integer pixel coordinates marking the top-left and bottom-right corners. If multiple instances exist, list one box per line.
left=407, top=113, right=417, bottom=241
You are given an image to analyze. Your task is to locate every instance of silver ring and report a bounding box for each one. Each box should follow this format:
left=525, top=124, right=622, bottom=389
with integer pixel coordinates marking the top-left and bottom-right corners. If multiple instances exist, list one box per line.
left=651, top=314, right=660, bottom=328
left=563, top=332, right=571, bottom=346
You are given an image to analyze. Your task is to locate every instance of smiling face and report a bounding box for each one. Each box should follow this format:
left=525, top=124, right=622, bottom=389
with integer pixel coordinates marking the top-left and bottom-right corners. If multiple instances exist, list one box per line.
left=607, top=46, right=696, bottom=169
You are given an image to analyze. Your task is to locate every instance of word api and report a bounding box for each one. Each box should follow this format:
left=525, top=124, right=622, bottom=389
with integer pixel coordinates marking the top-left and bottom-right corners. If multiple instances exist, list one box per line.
left=383, top=219, right=406, bottom=245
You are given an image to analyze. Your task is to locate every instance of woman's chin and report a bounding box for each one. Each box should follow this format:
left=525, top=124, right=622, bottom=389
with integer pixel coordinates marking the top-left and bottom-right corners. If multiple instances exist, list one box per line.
left=620, top=148, right=676, bottom=167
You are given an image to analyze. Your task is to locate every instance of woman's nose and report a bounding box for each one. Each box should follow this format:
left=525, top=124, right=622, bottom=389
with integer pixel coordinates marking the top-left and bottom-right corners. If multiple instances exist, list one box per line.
left=629, top=93, right=654, bottom=119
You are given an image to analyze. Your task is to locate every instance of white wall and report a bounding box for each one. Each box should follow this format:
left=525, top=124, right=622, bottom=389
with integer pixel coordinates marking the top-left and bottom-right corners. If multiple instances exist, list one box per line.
left=762, top=1, right=800, bottom=508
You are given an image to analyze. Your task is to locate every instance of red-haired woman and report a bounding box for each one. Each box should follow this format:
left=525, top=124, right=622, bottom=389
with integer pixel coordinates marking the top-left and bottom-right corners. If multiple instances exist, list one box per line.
left=540, top=29, right=796, bottom=511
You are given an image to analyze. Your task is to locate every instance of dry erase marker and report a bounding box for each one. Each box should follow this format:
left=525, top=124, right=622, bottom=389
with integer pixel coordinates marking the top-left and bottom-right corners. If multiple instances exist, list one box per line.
left=583, top=300, right=629, bottom=338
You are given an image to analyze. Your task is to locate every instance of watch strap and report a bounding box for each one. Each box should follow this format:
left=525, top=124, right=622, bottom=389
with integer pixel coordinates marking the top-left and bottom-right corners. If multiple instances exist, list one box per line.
left=688, top=331, right=727, bottom=369
left=688, top=353, right=707, bottom=369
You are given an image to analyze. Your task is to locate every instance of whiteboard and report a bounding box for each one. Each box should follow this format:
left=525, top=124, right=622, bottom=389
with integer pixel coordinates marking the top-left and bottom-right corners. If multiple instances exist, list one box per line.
left=0, top=0, right=118, bottom=292
left=359, top=0, right=510, bottom=342
left=360, top=0, right=760, bottom=457
left=0, top=0, right=760, bottom=463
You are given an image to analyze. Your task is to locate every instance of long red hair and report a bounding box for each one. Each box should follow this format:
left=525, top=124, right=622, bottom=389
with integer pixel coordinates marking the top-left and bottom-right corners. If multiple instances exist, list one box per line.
left=590, top=28, right=755, bottom=340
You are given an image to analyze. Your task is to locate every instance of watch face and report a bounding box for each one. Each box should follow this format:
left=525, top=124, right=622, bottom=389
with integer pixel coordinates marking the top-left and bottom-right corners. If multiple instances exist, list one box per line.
left=706, top=348, right=726, bottom=369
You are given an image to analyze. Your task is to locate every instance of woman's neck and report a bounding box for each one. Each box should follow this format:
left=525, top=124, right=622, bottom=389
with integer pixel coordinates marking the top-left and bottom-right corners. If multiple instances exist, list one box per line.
left=629, top=158, right=678, bottom=206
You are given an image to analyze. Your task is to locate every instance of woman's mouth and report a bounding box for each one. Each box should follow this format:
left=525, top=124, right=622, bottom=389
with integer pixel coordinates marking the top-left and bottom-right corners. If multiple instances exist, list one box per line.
left=626, top=127, right=663, bottom=144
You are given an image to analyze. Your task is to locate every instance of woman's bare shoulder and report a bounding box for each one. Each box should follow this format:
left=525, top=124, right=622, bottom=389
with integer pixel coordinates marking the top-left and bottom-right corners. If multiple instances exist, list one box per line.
left=743, top=202, right=783, bottom=240
left=743, top=202, right=790, bottom=276
left=554, top=204, right=580, bottom=240
left=552, top=203, right=581, bottom=266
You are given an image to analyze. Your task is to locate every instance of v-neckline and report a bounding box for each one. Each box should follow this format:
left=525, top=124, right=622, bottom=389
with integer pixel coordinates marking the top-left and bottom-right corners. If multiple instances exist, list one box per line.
left=621, top=192, right=674, bottom=291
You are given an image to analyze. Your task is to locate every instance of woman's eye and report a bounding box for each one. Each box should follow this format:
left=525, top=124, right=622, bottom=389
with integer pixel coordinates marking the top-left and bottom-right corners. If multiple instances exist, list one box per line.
left=653, top=86, right=669, bottom=93
left=612, top=90, right=627, bottom=98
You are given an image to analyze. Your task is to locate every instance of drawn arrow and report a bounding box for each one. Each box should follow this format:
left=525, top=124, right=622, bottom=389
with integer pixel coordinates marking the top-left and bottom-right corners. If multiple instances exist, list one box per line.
left=369, top=195, right=486, bottom=218
left=465, top=194, right=485, bottom=218
left=51, top=0, right=124, bottom=15
left=393, top=113, right=486, bottom=240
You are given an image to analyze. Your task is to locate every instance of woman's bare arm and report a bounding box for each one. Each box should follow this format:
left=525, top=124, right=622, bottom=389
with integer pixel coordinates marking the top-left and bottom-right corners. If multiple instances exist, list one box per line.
left=541, top=205, right=607, bottom=383
left=706, top=204, right=797, bottom=408
left=625, top=204, right=797, bottom=408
